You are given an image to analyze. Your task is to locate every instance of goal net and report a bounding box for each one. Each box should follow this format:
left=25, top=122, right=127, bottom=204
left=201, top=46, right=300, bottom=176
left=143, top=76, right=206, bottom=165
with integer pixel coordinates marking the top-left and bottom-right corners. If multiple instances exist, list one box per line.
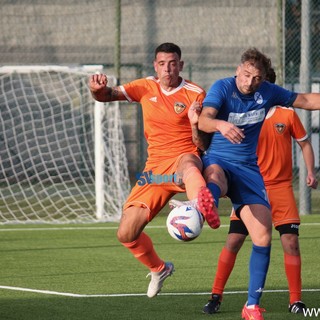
left=0, top=65, right=130, bottom=224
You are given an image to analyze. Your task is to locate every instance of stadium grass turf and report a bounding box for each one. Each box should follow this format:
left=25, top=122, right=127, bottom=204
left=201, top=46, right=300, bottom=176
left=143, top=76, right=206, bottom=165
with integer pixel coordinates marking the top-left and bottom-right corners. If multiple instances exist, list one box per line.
left=0, top=214, right=320, bottom=319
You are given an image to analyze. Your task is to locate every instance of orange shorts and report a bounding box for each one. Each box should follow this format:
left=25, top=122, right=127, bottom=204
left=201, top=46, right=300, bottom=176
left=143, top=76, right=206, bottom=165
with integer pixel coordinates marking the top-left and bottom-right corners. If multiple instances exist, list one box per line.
left=267, top=184, right=300, bottom=227
left=123, top=153, right=199, bottom=222
left=230, top=184, right=299, bottom=227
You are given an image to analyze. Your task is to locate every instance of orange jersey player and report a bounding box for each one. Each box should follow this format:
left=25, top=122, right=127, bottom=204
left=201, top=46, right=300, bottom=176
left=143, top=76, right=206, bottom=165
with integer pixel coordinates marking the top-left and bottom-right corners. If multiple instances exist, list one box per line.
left=257, top=106, right=317, bottom=227
left=122, top=76, right=212, bottom=219
left=89, top=42, right=217, bottom=298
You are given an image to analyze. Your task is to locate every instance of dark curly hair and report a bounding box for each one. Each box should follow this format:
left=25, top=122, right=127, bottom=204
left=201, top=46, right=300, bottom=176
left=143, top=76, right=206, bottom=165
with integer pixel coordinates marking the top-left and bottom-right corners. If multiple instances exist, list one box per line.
left=266, top=67, right=276, bottom=84
left=240, top=47, right=272, bottom=78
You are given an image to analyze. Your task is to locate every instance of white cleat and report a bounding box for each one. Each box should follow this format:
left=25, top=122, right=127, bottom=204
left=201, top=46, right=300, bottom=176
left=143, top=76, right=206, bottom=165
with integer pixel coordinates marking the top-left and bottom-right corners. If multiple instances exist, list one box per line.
left=146, top=262, right=175, bottom=298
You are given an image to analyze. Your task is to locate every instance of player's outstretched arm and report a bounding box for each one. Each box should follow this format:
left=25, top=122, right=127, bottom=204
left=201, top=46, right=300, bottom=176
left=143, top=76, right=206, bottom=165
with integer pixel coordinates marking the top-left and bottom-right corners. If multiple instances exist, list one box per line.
left=293, top=93, right=320, bottom=111
left=89, top=74, right=126, bottom=102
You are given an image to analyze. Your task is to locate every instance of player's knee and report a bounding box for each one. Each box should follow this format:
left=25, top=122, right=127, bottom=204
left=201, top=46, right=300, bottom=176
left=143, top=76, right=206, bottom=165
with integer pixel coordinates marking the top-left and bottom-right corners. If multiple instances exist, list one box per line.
left=117, top=227, right=136, bottom=244
left=284, top=245, right=300, bottom=256
left=177, top=154, right=202, bottom=175
left=226, top=234, right=246, bottom=253
left=281, top=234, right=300, bottom=255
left=117, top=220, right=135, bottom=243
left=117, top=206, right=148, bottom=243
left=116, top=228, right=126, bottom=243
left=203, top=165, right=227, bottom=190
left=253, top=233, right=272, bottom=247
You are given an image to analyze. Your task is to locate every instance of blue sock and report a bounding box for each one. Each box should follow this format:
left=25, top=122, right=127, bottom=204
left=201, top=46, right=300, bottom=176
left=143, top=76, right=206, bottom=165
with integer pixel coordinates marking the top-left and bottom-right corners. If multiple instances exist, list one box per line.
left=247, top=244, right=271, bottom=306
left=207, top=182, right=221, bottom=207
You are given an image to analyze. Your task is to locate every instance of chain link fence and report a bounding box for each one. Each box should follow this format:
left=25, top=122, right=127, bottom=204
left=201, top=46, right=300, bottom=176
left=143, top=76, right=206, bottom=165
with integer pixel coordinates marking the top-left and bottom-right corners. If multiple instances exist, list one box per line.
left=0, top=0, right=319, bottom=214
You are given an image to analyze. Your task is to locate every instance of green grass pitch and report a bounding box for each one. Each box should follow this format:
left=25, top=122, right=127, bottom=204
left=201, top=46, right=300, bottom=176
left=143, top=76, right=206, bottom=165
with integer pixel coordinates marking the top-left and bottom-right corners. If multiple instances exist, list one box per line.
left=0, top=212, right=320, bottom=320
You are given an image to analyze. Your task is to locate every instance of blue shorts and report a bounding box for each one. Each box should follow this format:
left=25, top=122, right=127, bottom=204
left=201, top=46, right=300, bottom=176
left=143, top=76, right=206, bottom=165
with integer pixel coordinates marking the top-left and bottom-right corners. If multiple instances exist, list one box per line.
left=202, top=154, right=270, bottom=212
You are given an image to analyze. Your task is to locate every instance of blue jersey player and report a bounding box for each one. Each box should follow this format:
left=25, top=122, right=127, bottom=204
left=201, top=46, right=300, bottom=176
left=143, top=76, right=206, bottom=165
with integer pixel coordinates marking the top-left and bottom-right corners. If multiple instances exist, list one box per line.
left=198, top=47, right=320, bottom=320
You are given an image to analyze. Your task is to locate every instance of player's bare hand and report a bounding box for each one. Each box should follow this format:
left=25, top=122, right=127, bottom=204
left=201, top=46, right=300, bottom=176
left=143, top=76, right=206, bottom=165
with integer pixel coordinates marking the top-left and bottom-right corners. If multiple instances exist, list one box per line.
left=89, top=74, right=108, bottom=92
left=307, top=174, right=318, bottom=189
left=218, top=121, right=245, bottom=144
left=188, top=101, right=202, bottom=125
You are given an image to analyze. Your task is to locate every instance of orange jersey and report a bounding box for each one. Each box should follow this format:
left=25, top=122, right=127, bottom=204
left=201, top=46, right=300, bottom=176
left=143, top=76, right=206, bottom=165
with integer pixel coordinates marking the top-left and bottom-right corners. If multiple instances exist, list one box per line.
left=257, top=106, right=308, bottom=187
left=120, top=77, right=206, bottom=167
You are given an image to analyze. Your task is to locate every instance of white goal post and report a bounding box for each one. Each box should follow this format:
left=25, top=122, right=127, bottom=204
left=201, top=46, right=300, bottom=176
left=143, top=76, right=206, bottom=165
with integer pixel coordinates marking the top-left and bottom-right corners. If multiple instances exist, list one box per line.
left=0, top=65, right=130, bottom=224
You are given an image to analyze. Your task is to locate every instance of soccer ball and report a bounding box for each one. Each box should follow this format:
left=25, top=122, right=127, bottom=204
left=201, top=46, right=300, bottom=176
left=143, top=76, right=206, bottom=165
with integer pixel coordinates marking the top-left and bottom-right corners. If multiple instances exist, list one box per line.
left=166, top=205, right=204, bottom=242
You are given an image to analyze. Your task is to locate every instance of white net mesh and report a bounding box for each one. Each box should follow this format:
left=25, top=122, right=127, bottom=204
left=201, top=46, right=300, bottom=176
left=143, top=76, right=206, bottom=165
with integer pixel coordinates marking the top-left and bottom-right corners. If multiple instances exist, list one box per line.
left=0, top=66, right=130, bottom=224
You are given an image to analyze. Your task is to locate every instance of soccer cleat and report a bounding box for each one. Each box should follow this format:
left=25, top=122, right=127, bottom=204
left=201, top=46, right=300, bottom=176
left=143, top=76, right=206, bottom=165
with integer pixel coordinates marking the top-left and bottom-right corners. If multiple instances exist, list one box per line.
left=197, top=186, right=220, bottom=229
left=288, top=301, right=306, bottom=314
left=146, top=262, right=174, bottom=298
left=202, top=293, right=222, bottom=314
left=241, top=304, right=266, bottom=320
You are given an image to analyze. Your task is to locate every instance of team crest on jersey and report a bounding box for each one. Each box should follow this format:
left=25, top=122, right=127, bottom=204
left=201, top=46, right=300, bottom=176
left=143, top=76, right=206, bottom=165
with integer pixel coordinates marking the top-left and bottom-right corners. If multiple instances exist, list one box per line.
left=274, top=122, right=286, bottom=134
left=174, top=102, right=186, bottom=114
left=254, top=92, right=263, bottom=104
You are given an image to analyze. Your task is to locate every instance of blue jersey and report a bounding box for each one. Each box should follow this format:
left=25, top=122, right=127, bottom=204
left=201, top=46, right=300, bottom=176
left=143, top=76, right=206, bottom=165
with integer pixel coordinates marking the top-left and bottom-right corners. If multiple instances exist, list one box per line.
left=203, top=77, right=297, bottom=163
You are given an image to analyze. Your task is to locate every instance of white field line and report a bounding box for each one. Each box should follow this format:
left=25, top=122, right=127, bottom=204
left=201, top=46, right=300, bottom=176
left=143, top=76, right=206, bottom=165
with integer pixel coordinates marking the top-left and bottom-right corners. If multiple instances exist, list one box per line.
left=0, top=222, right=319, bottom=232
left=0, top=224, right=228, bottom=232
left=0, top=285, right=320, bottom=298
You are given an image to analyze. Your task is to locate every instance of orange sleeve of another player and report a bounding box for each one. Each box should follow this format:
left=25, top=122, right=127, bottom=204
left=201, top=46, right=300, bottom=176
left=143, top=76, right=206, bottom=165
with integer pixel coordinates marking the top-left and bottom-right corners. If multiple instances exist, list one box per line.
left=291, top=109, right=308, bottom=141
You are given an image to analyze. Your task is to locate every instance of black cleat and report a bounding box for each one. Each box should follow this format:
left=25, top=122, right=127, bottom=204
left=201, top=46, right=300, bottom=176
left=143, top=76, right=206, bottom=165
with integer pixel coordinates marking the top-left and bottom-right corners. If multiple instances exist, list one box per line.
left=202, top=294, right=222, bottom=314
left=288, top=301, right=306, bottom=314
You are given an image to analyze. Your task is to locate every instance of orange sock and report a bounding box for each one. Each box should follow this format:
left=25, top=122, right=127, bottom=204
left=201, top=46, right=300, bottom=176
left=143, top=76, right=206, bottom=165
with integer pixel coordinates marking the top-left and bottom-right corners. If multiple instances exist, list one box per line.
left=121, top=232, right=165, bottom=272
left=183, top=166, right=206, bottom=200
left=284, top=253, right=302, bottom=303
left=212, top=247, right=237, bottom=296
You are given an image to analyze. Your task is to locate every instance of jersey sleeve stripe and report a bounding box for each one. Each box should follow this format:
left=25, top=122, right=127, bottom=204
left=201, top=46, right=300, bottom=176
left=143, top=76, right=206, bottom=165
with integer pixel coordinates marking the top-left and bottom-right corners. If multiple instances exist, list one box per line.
left=184, top=83, right=204, bottom=94
left=119, top=85, right=133, bottom=102
left=296, top=134, right=309, bottom=142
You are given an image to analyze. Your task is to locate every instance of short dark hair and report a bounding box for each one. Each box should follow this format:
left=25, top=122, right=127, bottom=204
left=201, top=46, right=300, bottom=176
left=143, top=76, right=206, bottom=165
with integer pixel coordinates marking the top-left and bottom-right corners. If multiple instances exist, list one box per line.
left=241, top=47, right=271, bottom=77
left=154, top=42, right=181, bottom=60
left=266, top=67, right=276, bottom=84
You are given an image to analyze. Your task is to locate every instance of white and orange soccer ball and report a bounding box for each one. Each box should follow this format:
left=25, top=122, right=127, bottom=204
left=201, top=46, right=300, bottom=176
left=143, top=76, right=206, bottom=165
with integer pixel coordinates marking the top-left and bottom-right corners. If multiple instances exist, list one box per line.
left=166, top=205, right=204, bottom=242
